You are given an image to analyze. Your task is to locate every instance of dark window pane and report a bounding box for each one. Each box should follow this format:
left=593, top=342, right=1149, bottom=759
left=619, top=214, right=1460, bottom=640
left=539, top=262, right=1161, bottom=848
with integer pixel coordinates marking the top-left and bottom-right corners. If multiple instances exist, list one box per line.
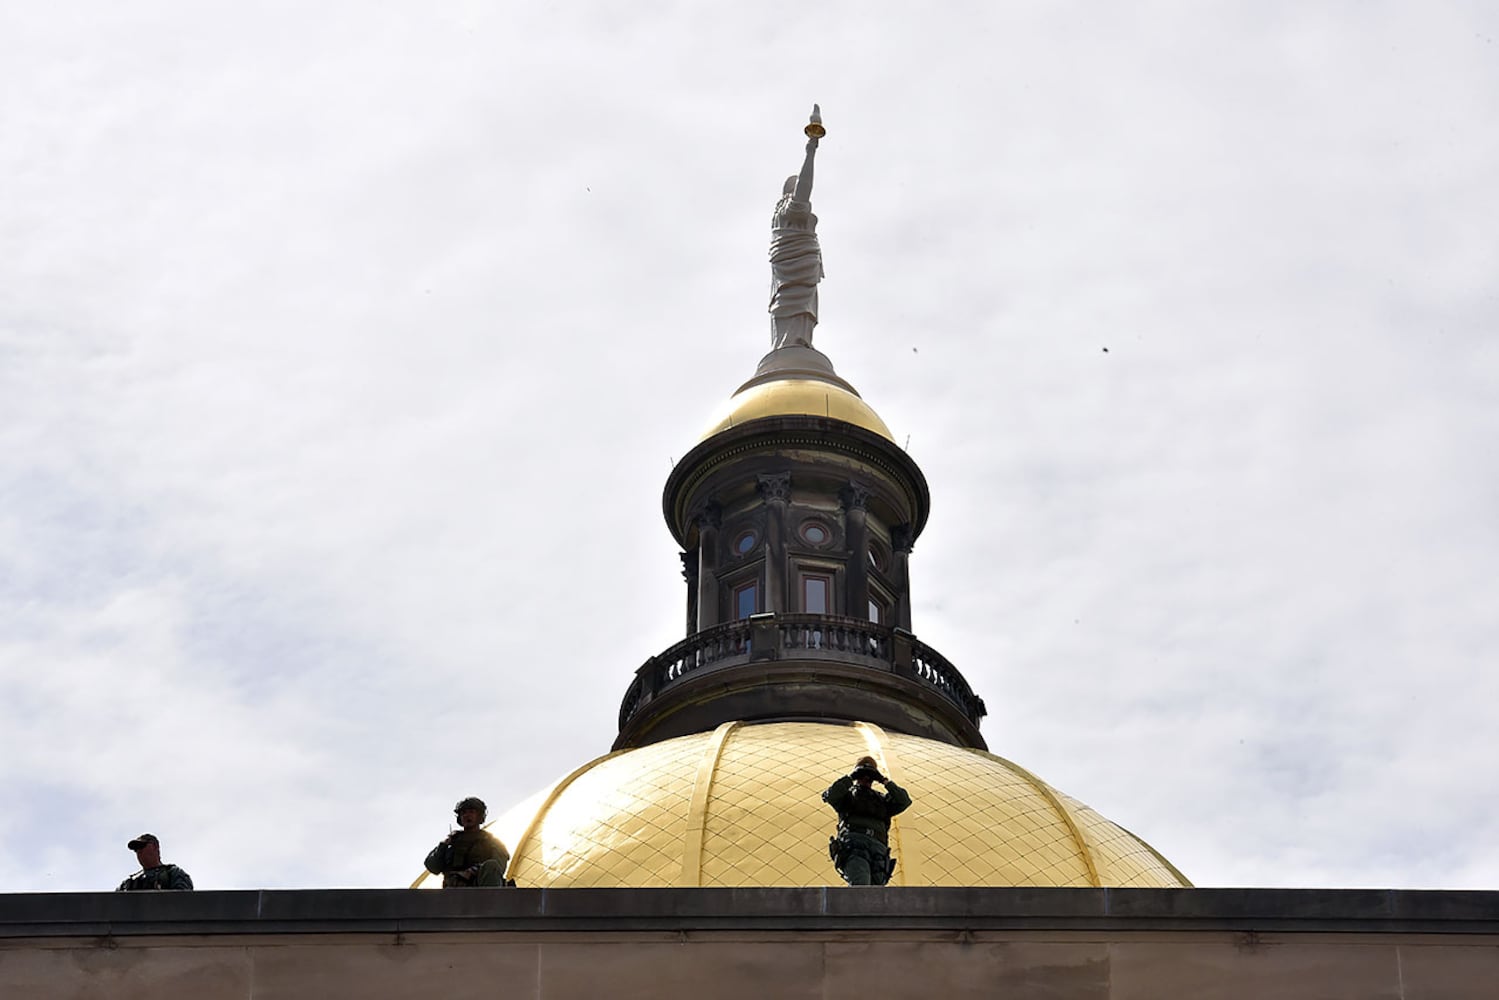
left=736, top=584, right=758, bottom=619
left=805, top=577, right=829, bottom=614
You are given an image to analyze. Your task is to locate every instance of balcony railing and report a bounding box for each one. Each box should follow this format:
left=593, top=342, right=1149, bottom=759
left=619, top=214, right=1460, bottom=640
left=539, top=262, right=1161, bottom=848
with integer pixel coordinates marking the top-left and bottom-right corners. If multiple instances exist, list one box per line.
left=618, top=614, right=986, bottom=732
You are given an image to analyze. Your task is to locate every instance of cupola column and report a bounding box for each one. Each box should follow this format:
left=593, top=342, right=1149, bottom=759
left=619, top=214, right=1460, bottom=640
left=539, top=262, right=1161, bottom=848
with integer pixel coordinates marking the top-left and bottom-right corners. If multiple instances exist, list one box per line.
left=892, top=523, right=915, bottom=631
left=680, top=551, right=699, bottom=638
left=841, top=482, right=871, bottom=619
left=693, top=504, right=722, bottom=633
left=757, top=473, right=791, bottom=613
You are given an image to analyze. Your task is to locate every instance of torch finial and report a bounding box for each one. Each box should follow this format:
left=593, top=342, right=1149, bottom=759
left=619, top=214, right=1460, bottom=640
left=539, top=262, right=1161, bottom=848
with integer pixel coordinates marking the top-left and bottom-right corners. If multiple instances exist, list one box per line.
left=804, top=104, right=825, bottom=139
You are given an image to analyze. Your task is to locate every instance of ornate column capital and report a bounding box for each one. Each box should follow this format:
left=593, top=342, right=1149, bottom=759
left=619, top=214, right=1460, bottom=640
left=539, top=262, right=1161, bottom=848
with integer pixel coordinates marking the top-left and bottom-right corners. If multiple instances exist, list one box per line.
left=756, top=472, right=791, bottom=504
left=892, top=523, right=915, bottom=554
left=840, top=481, right=871, bottom=512
left=680, top=550, right=698, bottom=581
left=691, top=502, right=723, bottom=531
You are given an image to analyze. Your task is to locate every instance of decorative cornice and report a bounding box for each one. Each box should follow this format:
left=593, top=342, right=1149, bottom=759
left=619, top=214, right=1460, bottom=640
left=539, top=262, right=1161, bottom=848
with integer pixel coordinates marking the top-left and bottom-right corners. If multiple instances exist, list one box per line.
left=663, top=417, right=930, bottom=549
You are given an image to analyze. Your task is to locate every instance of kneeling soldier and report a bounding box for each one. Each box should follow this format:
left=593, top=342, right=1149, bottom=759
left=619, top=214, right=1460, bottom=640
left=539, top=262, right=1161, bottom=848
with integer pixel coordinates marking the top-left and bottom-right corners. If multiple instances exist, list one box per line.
left=822, top=756, right=911, bottom=886
left=425, top=796, right=512, bottom=887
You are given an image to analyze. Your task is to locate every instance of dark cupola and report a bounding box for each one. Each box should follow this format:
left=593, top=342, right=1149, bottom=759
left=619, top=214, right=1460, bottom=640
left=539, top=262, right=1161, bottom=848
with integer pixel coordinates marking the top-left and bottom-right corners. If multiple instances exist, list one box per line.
left=615, top=335, right=985, bottom=750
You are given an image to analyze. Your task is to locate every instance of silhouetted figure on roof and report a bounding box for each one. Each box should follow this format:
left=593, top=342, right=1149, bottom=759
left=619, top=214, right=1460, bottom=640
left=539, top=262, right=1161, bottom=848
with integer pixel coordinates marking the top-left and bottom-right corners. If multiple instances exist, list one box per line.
left=116, top=833, right=193, bottom=891
left=823, top=756, right=911, bottom=885
left=425, top=797, right=512, bottom=887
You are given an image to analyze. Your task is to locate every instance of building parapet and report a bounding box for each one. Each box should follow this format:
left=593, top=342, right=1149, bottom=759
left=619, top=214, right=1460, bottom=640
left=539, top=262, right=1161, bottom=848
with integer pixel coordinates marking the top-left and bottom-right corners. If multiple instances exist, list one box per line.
left=5, top=887, right=1498, bottom=938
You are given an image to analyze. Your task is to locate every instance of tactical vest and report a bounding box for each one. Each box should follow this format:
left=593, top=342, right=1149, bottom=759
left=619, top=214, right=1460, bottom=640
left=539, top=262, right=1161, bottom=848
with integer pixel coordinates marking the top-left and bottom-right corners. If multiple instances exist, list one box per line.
left=119, top=865, right=185, bottom=891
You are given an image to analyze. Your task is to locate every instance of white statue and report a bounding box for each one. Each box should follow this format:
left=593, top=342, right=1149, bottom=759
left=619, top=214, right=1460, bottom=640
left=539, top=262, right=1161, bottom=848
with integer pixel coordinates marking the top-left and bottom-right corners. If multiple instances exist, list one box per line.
left=769, top=107, right=825, bottom=350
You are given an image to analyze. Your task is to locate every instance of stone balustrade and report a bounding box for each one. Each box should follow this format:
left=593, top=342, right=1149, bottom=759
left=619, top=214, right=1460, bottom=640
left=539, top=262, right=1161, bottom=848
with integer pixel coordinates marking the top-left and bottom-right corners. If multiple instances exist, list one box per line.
left=618, top=614, right=986, bottom=733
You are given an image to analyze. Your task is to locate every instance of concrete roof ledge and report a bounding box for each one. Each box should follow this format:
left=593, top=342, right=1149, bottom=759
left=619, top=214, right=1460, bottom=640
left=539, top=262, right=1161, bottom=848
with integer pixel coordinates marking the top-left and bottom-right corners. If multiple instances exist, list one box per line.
left=3, top=887, right=1498, bottom=938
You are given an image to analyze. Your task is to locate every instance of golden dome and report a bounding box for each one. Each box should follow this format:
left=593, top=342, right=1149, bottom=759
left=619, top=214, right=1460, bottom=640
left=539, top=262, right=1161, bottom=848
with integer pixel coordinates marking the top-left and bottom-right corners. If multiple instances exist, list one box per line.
left=460, top=721, right=1189, bottom=889
left=700, top=379, right=894, bottom=443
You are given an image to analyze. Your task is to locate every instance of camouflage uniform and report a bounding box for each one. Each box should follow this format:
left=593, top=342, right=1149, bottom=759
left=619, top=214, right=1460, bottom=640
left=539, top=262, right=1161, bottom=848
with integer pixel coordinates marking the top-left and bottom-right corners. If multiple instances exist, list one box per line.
left=425, top=828, right=511, bottom=887
left=823, top=769, right=911, bottom=886
left=116, top=864, right=194, bottom=891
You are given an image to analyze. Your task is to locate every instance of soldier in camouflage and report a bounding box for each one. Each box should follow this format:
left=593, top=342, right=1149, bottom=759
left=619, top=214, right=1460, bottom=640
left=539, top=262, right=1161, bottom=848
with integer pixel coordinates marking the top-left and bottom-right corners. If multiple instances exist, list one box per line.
left=822, top=756, right=911, bottom=886
left=116, top=833, right=194, bottom=891
left=425, top=797, right=512, bottom=887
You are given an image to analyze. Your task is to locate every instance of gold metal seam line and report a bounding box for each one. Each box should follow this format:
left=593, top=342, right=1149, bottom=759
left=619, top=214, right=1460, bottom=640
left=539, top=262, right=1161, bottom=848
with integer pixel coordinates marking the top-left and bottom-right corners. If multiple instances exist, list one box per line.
left=853, top=722, right=919, bottom=887
left=979, top=749, right=1102, bottom=887
left=465, top=748, right=633, bottom=889
left=680, top=722, right=739, bottom=886
left=1117, top=822, right=1195, bottom=887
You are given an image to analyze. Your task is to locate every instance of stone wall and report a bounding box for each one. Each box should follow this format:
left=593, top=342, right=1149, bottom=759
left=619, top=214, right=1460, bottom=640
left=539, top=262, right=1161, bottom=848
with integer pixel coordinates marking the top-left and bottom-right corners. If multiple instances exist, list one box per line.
left=3, top=887, right=1496, bottom=999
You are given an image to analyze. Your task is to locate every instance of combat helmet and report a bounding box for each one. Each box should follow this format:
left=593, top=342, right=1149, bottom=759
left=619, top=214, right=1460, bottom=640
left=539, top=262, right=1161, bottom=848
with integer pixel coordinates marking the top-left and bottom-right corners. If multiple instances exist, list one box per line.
left=453, top=796, right=487, bottom=821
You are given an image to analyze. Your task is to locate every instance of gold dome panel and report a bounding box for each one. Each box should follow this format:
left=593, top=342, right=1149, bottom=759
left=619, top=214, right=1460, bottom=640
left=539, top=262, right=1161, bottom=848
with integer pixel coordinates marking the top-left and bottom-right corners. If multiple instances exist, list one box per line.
left=699, top=379, right=895, bottom=443
left=454, top=721, right=1188, bottom=889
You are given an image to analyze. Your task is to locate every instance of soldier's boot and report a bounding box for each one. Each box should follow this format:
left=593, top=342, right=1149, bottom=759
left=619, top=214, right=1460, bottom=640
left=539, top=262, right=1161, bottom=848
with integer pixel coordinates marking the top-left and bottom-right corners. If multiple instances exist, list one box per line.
left=473, top=860, right=506, bottom=887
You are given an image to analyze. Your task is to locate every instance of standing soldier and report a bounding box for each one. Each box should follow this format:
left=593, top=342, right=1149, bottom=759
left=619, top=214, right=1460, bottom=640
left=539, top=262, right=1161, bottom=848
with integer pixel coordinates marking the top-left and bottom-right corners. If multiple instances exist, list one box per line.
left=425, top=796, right=512, bottom=887
left=822, top=756, right=911, bottom=886
left=116, top=833, right=194, bottom=891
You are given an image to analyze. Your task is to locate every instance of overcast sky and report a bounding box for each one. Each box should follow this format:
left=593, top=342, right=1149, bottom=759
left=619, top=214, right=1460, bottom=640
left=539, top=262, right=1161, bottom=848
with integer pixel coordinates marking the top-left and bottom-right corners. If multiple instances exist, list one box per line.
left=2, top=3, right=1497, bottom=893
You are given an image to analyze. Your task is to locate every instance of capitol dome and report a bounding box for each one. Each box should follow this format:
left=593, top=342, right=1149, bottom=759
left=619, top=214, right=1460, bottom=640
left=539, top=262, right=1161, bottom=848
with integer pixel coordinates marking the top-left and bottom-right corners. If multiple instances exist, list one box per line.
left=473, top=721, right=1187, bottom=889
left=409, top=338, right=1196, bottom=890
left=416, top=120, right=1189, bottom=893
